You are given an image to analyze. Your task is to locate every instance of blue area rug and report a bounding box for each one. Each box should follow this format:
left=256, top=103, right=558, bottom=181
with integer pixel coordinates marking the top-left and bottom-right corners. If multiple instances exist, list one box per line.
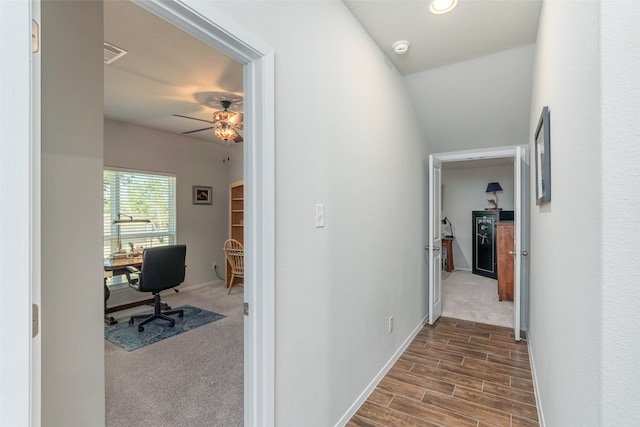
left=105, top=305, right=225, bottom=351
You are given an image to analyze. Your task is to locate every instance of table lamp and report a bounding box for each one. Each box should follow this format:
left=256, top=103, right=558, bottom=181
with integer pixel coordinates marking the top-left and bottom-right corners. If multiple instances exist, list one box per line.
left=485, top=182, right=503, bottom=210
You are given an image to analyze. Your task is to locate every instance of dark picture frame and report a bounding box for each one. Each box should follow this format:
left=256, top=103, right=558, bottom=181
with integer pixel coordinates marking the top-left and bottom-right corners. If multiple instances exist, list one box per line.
left=535, top=106, right=551, bottom=206
left=192, top=185, right=212, bottom=205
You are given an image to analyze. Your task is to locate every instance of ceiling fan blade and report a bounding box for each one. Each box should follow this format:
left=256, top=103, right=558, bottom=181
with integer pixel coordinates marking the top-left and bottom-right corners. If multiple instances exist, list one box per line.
left=181, top=126, right=214, bottom=135
left=173, top=114, right=214, bottom=124
left=234, top=134, right=244, bottom=143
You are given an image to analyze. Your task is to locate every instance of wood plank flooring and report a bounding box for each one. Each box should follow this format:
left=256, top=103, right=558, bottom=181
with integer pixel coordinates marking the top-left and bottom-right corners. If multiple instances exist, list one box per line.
left=347, top=317, right=539, bottom=427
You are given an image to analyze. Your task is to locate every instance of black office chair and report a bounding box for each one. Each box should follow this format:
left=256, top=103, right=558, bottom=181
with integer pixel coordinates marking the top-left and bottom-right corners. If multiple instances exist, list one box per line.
left=125, top=244, right=187, bottom=332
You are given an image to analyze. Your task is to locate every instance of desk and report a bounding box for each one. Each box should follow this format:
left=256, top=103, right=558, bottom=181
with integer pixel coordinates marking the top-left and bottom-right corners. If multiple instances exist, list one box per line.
left=442, top=237, right=455, bottom=272
left=103, top=256, right=170, bottom=325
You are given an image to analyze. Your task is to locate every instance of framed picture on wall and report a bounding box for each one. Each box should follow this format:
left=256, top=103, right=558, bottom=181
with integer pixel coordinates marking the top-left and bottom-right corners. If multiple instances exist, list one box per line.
left=192, top=185, right=212, bottom=205
left=535, top=106, right=551, bottom=206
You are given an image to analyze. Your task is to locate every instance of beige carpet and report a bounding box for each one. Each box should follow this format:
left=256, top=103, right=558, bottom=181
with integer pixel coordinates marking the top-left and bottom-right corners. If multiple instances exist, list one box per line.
left=441, top=270, right=513, bottom=328
left=105, top=282, right=244, bottom=427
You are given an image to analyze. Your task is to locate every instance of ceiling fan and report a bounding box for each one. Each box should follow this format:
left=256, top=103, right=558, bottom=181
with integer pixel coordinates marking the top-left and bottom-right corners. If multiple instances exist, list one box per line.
left=173, top=100, right=244, bottom=143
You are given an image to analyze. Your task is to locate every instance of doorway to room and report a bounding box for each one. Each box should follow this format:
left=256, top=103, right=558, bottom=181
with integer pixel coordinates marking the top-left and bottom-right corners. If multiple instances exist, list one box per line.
left=440, top=157, right=515, bottom=328
left=428, top=146, right=530, bottom=338
left=102, top=1, right=274, bottom=425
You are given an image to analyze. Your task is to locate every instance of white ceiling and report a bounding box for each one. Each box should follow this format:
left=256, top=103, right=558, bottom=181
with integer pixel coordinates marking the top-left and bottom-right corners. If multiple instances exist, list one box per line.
left=104, top=1, right=542, bottom=142
left=103, top=1, right=243, bottom=144
left=344, top=0, right=542, bottom=76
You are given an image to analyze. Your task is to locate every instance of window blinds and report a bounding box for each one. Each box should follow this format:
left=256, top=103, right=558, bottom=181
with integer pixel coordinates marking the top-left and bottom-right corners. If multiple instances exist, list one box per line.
left=103, top=168, right=176, bottom=258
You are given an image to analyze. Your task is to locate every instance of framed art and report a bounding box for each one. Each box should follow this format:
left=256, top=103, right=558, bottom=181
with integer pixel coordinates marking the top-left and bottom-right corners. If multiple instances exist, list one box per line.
left=192, top=185, right=212, bottom=205
left=535, top=106, right=551, bottom=206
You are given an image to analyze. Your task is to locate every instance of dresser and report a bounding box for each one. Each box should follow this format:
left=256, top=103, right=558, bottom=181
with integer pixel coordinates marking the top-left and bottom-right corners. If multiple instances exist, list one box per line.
left=496, top=222, right=514, bottom=301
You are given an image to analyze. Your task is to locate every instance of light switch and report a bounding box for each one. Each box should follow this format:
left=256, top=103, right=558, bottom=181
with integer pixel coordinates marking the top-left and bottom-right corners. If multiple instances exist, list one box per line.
left=315, top=204, right=325, bottom=228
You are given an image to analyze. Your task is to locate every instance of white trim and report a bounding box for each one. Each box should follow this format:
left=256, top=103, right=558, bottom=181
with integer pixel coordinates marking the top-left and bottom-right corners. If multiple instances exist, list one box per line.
left=131, top=2, right=276, bottom=425
left=0, top=1, right=35, bottom=425
left=335, top=314, right=430, bottom=427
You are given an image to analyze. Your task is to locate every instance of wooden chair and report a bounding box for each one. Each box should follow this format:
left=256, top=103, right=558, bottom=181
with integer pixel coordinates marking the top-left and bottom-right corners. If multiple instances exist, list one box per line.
left=224, top=239, right=244, bottom=294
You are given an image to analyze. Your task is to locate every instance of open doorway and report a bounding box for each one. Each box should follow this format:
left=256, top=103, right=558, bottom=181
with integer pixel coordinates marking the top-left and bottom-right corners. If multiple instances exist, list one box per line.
left=428, top=146, right=529, bottom=338
left=102, top=1, right=275, bottom=425
left=440, top=158, right=515, bottom=327
left=102, top=2, right=245, bottom=425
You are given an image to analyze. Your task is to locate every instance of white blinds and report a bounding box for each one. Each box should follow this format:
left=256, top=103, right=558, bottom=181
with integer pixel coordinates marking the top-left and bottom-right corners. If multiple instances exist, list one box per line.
left=103, top=168, right=176, bottom=258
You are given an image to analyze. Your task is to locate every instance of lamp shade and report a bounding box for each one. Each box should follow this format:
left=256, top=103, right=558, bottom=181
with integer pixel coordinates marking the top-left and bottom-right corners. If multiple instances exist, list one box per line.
left=485, top=182, right=503, bottom=193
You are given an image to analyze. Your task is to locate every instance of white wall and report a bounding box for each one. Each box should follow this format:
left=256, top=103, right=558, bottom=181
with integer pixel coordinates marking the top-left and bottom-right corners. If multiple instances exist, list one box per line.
left=104, top=119, right=234, bottom=305
left=528, top=1, right=603, bottom=424
left=41, top=0, right=105, bottom=424
left=599, top=1, right=640, bottom=424
left=405, top=44, right=534, bottom=154
left=205, top=1, right=429, bottom=424
left=442, top=165, right=514, bottom=270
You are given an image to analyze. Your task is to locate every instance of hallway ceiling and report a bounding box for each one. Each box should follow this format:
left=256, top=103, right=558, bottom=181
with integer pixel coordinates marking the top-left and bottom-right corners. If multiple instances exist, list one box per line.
left=343, top=0, right=542, bottom=76
left=104, top=1, right=541, bottom=143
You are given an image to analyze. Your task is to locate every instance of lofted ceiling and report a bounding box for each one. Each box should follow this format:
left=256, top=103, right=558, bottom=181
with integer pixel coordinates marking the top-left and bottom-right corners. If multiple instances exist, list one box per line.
left=104, top=1, right=541, bottom=143
left=344, top=0, right=542, bottom=76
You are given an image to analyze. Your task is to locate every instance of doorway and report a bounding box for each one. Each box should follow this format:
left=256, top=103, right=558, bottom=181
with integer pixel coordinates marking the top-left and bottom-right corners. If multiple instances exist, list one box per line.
left=440, top=158, right=515, bottom=327
left=107, top=1, right=275, bottom=424
left=428, top=146, right=529, bottom=339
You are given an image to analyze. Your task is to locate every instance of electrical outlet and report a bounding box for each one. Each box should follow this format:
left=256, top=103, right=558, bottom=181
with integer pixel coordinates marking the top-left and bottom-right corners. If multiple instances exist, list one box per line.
left=388, top=316, right=394, bottom=334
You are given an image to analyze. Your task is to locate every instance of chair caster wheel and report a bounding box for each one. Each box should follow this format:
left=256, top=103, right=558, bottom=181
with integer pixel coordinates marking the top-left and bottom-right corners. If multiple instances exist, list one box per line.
left=138, top=325, right=144, bottom=332
left=129, top=318, right=134, bottom=325
left=169, top=320, right=175, bottom=327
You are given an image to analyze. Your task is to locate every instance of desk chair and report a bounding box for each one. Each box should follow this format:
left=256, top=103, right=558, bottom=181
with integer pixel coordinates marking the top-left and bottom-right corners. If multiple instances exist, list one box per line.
left=125, top=244, right=187, bottom=332
left=223, top=239, right=244, bottom=295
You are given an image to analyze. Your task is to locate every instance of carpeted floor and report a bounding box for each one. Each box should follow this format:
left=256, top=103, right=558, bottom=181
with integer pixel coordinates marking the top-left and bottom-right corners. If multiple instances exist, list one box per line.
left=105, top=282, right=244, bottom=427
left=441, top=270, right=513, bottom=327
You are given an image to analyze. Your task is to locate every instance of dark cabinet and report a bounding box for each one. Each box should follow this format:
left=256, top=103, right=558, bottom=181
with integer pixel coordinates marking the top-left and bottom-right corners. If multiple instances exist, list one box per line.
left=472, top=210, right=513, bottom=279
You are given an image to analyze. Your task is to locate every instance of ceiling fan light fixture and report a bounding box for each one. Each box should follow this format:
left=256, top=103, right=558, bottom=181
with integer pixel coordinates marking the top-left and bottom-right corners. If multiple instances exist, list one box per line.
left=212, top=110, right=236, bottom=122
left=429, top=0, right=457, bottom=15
left=214, top=125, right=238, bottom=141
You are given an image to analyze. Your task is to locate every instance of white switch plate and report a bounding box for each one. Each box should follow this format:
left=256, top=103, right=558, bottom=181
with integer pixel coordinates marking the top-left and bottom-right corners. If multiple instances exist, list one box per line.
left=315, top=204, right=325, bottom=227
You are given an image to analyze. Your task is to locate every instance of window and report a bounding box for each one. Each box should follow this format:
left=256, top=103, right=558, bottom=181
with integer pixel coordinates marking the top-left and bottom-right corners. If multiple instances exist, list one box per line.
left=103, top=168, right=176, bottom=259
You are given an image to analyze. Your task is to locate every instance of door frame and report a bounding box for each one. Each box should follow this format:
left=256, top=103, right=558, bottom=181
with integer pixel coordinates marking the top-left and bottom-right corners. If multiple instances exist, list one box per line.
left=134, top=2, right=276, bottom=424
left=428, top=145, right=529, bottom=337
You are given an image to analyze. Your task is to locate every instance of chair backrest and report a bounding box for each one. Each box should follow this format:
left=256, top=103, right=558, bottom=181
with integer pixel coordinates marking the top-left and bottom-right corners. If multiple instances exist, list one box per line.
left=224, top=239, right=244, bottom=276
left=138, top=245, right=187, bottom=292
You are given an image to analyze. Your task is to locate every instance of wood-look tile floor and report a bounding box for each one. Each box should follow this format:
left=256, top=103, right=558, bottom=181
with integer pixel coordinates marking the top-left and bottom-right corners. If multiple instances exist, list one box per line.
left=347, top=317, right=539, bottom=427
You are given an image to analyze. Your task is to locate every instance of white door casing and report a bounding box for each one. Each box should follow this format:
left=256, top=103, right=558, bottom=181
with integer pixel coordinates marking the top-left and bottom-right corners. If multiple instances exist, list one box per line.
left=0, top=0, right=39, bottom=425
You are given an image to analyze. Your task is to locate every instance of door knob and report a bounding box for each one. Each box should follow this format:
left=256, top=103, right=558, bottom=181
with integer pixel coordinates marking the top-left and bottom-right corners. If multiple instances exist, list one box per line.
left=433, top=246, right=440, bottom=251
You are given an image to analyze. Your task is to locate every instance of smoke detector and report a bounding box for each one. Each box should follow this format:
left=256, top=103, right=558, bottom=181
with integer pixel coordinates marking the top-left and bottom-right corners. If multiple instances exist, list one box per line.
left=392, top=40, right=410, bottom=55
left=104, top=42, right=128, bottom=65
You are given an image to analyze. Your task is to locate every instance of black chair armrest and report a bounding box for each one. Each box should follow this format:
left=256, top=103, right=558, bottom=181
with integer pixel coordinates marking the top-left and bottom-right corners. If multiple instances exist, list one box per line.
left=124, top=266, right=140, bottom=286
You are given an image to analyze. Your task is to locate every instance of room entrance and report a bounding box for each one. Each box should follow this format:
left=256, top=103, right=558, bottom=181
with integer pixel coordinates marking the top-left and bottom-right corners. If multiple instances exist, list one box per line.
left=428, top=146, right=530, bottom=340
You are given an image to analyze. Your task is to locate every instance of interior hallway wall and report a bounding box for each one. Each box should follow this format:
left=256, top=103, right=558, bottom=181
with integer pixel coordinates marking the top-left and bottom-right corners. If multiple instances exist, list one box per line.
left=527, top=2, right=640, bottom=421
left=197, top=1, right=429, bottom=424
left=441, top=164, right=514, bottom=271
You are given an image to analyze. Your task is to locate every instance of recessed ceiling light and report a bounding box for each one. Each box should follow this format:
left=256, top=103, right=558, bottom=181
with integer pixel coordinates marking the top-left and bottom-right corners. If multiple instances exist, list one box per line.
left=392, top=40, right=410, bottom=55
left=430, top=0, right=458, bottom=15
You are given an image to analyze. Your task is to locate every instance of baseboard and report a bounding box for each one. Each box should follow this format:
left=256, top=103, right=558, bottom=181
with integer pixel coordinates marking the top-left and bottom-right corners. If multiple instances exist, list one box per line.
left=527, top=335, right=546, bottom=427
left=334, top=313, right=430, bottom=427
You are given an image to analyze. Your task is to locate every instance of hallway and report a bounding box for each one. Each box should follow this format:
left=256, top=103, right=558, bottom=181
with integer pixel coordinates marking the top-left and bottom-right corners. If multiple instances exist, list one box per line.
left=348, top=317, right=539, bottom=426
